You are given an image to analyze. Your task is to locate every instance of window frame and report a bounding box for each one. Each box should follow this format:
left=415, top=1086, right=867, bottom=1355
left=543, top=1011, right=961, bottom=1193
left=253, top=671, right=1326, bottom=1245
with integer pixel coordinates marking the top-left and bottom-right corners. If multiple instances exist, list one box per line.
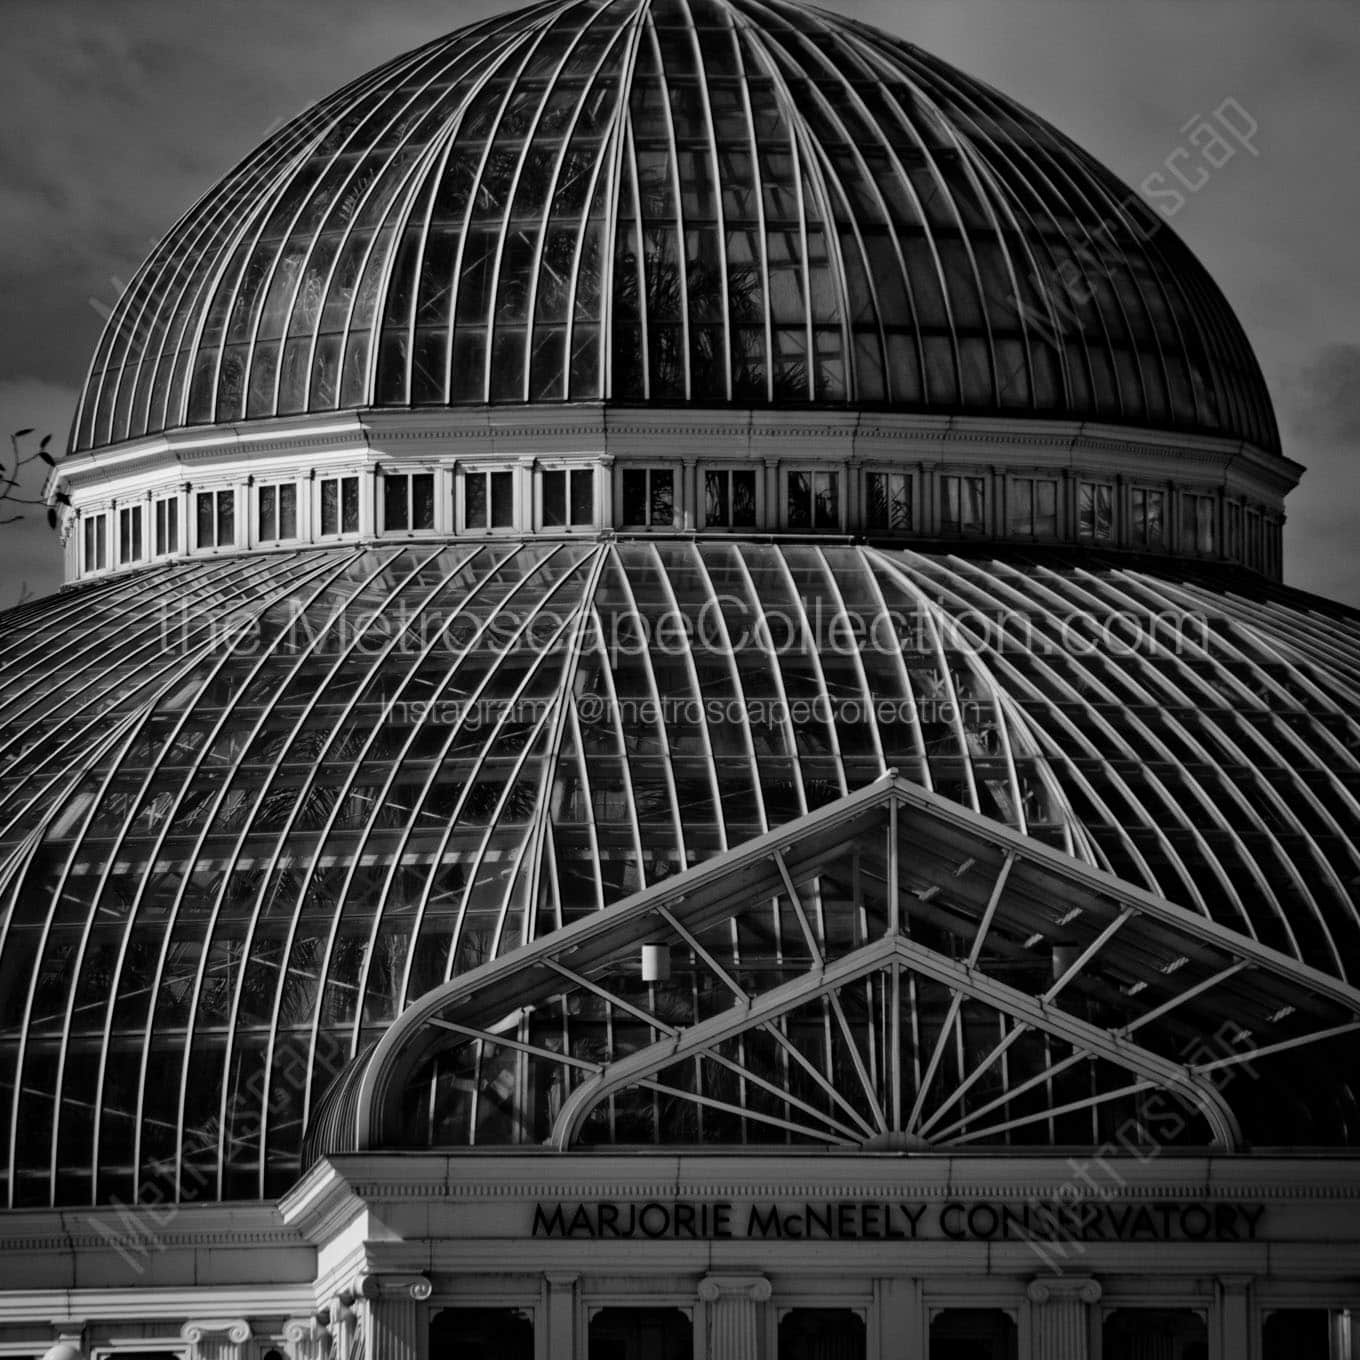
left=256, top=480, right=301, bottom=545
left=317, top=472, right=361, bottom=539
left=460, top=465, right=518, bottom=533
left=380, top=468, right=438, bottom=534
left=940, top=473, right=987, bottom=536
left=702, top=464, right=760, bottom=530
left=538, top=465, right=596, bottom=531
left=1130, top=486, right=1167, bottom=550
left=618, top=463, right=680, bottom=530
left=118, top=503, right=144, bottom=565
left=863, top=467, right=914, bottom=535
left=1007, top=474, right=1057, bottom=541
left=785, top=466, right=841, bottom=532
left=193, top=487, right=237, bottom=551
left=153, top=493, right=180, bottom=557
left=1076, top=479, right=1115, bottom=544
left=1179, top=490, right=1217, bottom=556
left=82, top=510, right=109, bottom=574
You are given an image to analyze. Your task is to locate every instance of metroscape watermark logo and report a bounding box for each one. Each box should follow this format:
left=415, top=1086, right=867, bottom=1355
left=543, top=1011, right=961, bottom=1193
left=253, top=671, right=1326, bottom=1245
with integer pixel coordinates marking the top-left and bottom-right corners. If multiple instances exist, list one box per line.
left=159, top=594, right=1216, bottom=665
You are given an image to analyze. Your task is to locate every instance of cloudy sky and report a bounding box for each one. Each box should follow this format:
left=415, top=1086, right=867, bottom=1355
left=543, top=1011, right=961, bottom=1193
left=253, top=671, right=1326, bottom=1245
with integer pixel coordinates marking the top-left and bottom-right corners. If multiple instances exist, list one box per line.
left=2, top=0, right=1357, bottom=606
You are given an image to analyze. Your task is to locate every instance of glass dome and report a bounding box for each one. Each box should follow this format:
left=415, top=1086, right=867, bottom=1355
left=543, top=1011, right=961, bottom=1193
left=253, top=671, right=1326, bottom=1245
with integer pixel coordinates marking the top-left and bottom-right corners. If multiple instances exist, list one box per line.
left=71, top=0, right=1279, bottom=455
left=1, top=543, right=1358, bottom=1206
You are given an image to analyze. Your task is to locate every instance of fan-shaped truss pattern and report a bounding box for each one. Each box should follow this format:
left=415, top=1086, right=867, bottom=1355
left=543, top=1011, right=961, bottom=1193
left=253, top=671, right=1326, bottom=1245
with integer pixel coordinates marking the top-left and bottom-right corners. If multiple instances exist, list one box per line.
left=3, top=542, right=1360, bottom=1206
left=325, top=778, right=1360, bottom=1158
left=71, top=0, right=1278, bottom=453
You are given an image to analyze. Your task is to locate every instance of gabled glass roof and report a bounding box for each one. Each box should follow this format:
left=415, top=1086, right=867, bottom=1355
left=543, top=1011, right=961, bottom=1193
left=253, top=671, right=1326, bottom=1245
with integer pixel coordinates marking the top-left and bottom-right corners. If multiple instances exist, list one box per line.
left=71, top=0, right=1279, bottom=454
left=312, top=777, right=1359, bottom=1159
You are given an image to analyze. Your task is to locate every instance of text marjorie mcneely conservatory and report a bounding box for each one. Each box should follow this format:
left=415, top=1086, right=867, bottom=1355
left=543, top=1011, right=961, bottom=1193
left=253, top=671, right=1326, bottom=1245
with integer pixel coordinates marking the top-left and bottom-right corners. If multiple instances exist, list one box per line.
left=530, top=1198, right=1266, bottom=1243
left=157, top=596, right=1217, bottom=661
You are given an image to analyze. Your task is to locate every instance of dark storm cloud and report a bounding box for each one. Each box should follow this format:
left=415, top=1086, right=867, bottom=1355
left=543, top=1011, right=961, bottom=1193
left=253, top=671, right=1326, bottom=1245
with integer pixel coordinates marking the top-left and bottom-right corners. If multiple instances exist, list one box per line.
left=1289, top=345, right=1360, bottom=447
left=2, top=0, right=1358, bottom=604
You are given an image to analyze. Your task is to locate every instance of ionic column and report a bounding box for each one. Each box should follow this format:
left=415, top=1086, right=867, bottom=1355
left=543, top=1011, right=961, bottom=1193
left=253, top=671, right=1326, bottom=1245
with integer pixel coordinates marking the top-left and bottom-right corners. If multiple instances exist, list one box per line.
left=283, top=1315, right=331, bottom=1360
left=1215, top=1276, right=1253, bottom=1360
left=181, top=1320, right=253, bottom=1360
left=699, top=1274, right=771, bottom=1360
left=357, top=1273, right=432, bottom=1360
left=1027, top=1278, right=1101, bottom=1360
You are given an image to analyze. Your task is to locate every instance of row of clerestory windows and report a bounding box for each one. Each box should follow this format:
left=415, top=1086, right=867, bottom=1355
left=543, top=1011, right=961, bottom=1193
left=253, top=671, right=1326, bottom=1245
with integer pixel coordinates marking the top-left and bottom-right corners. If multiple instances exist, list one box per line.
left=75, top=463, right=1284, bottom=578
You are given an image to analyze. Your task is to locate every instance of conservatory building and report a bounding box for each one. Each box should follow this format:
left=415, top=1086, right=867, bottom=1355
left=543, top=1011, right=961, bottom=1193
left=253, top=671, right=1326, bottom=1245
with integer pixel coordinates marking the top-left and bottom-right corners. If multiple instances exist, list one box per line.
left=2, top=0, right=1358, bottom=1357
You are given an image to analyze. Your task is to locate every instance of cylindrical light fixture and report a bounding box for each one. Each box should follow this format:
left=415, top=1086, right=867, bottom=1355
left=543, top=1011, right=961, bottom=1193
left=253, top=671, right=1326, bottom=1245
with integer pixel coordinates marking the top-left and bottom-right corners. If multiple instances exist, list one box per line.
left=640, top=943, right=671, bottom=982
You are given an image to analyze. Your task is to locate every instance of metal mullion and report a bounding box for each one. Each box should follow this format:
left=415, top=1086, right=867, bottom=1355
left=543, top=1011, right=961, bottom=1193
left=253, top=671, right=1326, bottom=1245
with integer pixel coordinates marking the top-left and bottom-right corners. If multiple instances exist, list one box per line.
left=630, top=1076, right=850, bottom=1145
left=657, top=905, right=745, bottom=999
left=874, top=70, right=1079, bottom=410
left=770, top=549, right=848, bottom=797
left=748, top=12, right=954, bottom=398
left=759, top=1019, right=878, bottom=1140
left=950, top=1076, right=1157, bottom=1148
left=889, top=962, right=902, bottom=1131
left=576, top=573, right=650, bottom=895
left=253, top=44, right=461, bottom=413
left=518, top=540, right=614, bottom=940
left=1121, top=959, right=1252, bottom=1036
left=0, top=555, right=277, bottom=779
left=544, top=958, right=675, bottom=1035
left=72, top=554, right=359, bottom=1201
left=950, top=76, right=1173, bottom=412
left=303, top=49, right=467, bottom=413
left=476, top=4, right=611, bottom=401
left=426, top=1017, right=602, bottom=1074
left=678, top=0, right=733, bottom=396
left=274, top=547, right=542, bottom=1148
left=688, top=1047, right=866, bottom=1143
left=966, top=851, right=1016, bottom=967
left=916, top=584, right=982, bottom=813
left=854, top=555, right=932, bottom=787
left=4, top=703, right=175, bottom=1204
left=649, top=544, right=729, bottom=854
left=357, top=547, right=593, bottom=994
left=688, top=547, right=771, bottom=836
left=528, top=9, right=639, bottom=402
left=1159, top=708, right=1346, bottom=970
left=1192, top=1020, right=1360, bottom=1074
left=1060, top=569, right=1330, bottom=951
left=887, top=553, right=1160, bottom=872
left=619, top=118, right=651, bottom=399
left=883, top=39, right=1144, bottom=420
left=812, top=548, right=886, bottom=772
left=930, top=1046, right=1091, bottom=1142
left=608, top=546, right=688, bottom=877
left=826, top=989, right=888, bottom=1134
left=562, top=704, right=607, bottom=916
left=729, top=545, right=807, bottom=818
left=383, top=546, right=581, bottom=1007
left=192, top=123, right=346, bottom=430
left=146, top=53, right=426, bottom=435
left=915, top=1018, right=1030, bottom=1139
left=417, top=28, right=546, bottom=403
left=196, top=547, right=425, bottom=1197
left=1042, top=907, right=1132, bottom=1004
left=727, top=23, right=776, bottom=401
left=640, top=13, right=693, bottom=398
left=836, top=40, right=1004, bottom=404
left=92, top=96, right=338, bottom=443
left=875, top=549, right=1203, bottom=906
left=906, top=986, right=965, bottom=1134
left=402, top=601, right=603, bottom=997
left=595, top=0, right=651, bottom=399
left=772, top=848, right=823, bottom=964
